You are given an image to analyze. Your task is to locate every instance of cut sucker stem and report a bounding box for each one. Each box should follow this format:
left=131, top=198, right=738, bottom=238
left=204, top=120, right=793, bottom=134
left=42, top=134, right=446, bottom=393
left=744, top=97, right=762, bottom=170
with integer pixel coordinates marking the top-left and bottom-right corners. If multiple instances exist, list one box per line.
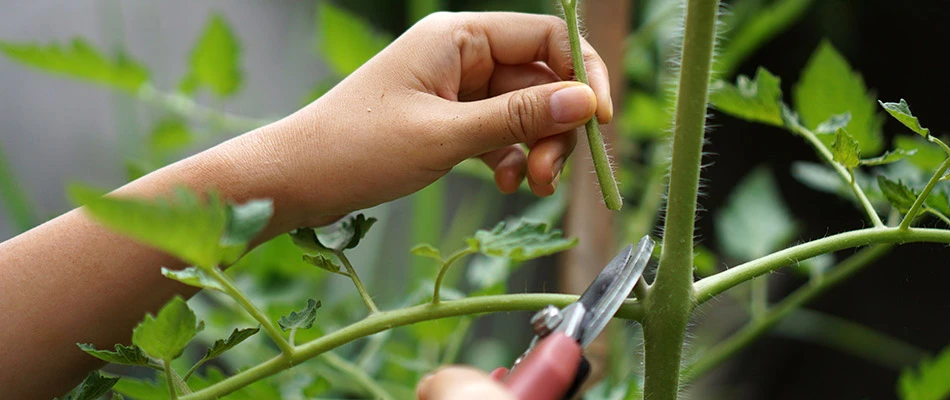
left=561, top=0, right=623, bottom=210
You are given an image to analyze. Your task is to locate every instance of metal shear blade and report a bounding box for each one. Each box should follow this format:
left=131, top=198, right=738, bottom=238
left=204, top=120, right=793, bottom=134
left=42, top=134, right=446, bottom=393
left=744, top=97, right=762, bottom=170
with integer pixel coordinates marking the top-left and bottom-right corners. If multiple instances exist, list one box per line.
left=575, top=235, right=654, bottom=347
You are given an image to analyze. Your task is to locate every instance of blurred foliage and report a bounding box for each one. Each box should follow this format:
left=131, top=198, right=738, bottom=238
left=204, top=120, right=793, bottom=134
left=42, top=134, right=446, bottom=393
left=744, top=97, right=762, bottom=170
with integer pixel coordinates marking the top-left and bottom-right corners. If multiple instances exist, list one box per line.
left=4, top=0, right=950, bottom=399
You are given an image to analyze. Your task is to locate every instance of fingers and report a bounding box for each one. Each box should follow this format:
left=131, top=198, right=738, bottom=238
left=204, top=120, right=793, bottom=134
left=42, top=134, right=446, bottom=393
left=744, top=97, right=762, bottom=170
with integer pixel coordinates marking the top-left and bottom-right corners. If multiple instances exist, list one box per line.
left=417, top=367, right=516, bottom=400
left=479, top=145, right=527, bottom=194
left=527, top=132, right=576, bottom=196
left=437, top=81, right=594, bottom=158
left=435, top=12, right=612, bottom=123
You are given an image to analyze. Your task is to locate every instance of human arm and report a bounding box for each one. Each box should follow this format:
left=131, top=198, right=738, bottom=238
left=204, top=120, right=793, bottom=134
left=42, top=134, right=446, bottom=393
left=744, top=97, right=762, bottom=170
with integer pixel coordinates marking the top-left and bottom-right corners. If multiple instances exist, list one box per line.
left=0, top=11, right=612, bottom=398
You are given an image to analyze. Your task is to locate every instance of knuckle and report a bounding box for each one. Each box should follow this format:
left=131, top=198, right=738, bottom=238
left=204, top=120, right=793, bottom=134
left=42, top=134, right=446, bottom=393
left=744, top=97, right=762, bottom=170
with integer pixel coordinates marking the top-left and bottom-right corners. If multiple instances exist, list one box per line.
left=505, top=91, right=542, bottom=143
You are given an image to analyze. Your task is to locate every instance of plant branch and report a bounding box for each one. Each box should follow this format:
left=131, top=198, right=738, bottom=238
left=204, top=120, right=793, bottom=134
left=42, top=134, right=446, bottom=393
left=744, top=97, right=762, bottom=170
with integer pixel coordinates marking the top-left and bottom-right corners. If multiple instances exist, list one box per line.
left=925, top=207, right=950, bottom=226
left=137, top=83, right=273, bottom=133
left=178, top=293, right=644, bottom=400
left=334, top=251, right=379, bottom=313
left=684, top=244, right=891, bottom=380
left=205, top=266, right=295, bottom=356
left=900, top=156, right=950, bottom=229
left=321, top=351, right=394, bottom=400
left=693, top=227, right=950, bottom=303
left=642, top=0, right=719, bottom=398
left=164, top=359, right=178, bottom=400
left=774, top=308, right=926, bottom=370
left=787, top=122, right=884, bottom=227
left=561, top=0, right=623, bottom=210
left=432, top=248, right=475, bottom=304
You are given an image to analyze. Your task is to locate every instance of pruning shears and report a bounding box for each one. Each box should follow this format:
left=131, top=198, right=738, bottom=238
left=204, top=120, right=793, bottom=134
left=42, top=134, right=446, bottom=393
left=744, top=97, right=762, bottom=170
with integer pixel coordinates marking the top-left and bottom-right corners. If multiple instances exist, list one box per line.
left=491, top=235, right=655, bottom=400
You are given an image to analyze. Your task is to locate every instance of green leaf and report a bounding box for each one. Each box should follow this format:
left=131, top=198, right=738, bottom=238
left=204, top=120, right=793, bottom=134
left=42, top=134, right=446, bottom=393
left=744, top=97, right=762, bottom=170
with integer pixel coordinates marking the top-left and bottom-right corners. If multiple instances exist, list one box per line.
left=410, top=243, right=442, bottom=262
left=0, top=38, right=148, bottom=93
left=77, top=343, right=150, bottom=367
left=161, top=266, right=224, bottom=292
left=71, top=185, right=228, bottom=268
left=716, top=167, right=796, bottom=260
left=466, top=219, right=577, bottom=261
left=860, top=148, right=917, bottom=167
left=815, top=112, right=852, bottom=134
left=709, top=67, right=783, bottom=127
left=791, top=162, right=845, bottom=195
left=278, top=299, right=321, bottom=331
left=301, top=253, right=345, bottom=275
left=715, top=0, right=814, bottom=77
left=693, top=245, right=719, bottom=277
left=880, top=99, right=930, bottom=137
left=72, top=371, right=120, bottom=400
left=290, top=214, right=377, bottom=253
left=898, top=345, right=950, bottom=400
left=877, top=176, right=918, bottom=213
left=185, top=13, right=242, bottom=97
left=793, top=40, right=883, bottom=154
left=831, top=128, right=861, bottom=169
left=317, top=2, right=391, bottom=76
left=221, top=199, right=273, bottom=246
left=895, top=136, right=946, bottom=171
left=149, top=119, right=193, bottom=153
left=71, top=185, right=269, bottom=268
left=132, top=296, right=198, bottom=360
left=201, top=327, right=260, bottom=362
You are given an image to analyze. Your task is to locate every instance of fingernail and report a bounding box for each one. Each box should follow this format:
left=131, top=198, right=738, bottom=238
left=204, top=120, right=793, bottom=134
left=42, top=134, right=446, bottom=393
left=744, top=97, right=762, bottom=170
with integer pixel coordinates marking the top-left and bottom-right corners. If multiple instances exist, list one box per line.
left=552, top=157, right=565, bottom=184
left=550, top=85, right=595, bottom=123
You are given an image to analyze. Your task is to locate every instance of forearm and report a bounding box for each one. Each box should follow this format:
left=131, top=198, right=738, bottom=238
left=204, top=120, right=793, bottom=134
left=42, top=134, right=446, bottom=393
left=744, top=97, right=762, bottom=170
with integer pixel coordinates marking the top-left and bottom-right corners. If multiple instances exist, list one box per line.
left=0, top=119, right=315, bottom=398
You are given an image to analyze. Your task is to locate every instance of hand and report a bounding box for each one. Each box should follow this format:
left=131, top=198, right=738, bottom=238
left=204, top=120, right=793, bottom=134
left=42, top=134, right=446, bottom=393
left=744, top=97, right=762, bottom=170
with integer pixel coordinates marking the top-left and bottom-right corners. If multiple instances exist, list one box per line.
left=417, top=367, right=516, bottom=400
left=217, top=11, right=612, bottom=228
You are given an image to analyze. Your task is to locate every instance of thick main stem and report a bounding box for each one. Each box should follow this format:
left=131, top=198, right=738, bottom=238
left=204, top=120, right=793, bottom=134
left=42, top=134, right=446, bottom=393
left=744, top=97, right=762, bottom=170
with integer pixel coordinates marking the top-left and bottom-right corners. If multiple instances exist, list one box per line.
left=562, top=0, right=623, bottom=210
left=642, top=0, right=719, bottom=398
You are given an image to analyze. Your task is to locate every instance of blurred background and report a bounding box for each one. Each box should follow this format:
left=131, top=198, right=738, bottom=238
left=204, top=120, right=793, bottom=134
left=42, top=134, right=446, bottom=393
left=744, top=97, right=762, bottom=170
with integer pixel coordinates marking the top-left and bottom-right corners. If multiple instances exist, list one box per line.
left=2, top=0, right=949, bottom=399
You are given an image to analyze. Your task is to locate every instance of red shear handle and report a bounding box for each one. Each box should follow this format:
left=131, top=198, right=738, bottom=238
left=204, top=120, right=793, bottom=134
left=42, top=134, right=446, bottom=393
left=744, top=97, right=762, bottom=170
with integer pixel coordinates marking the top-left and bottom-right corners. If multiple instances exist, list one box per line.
left=502, top=332, right=583, bottom=400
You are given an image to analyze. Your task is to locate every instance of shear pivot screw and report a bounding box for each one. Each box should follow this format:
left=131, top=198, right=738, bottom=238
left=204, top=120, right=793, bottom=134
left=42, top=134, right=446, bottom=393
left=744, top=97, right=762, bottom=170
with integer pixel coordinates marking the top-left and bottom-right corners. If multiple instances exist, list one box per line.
left=530, top=305, right=562, bottom=337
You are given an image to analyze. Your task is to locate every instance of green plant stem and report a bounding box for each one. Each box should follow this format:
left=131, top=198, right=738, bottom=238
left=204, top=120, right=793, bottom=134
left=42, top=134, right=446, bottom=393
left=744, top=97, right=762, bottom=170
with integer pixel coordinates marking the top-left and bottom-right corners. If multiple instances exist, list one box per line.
left=0, top=140, right=36, bottom=232
left=925, top=207, right=950, bottom=226
left=774, top=308, right=926, bottom=370
left=788, top=123, right=884, bottom=227
left=335, top=251, right=379, bottom=313
left=441, top=317, right=473, bottom=364
left=205, top=266, right=295, bottom=356
left=684, top=244, right=891, bottom=380
left=561, top=0, right=623, bottom=210
left=137, top=83, right=272, bottom=133
left=178, top=293, right=644, bottom=400
left=900, top=156, right=950, bottom=229
left=693, top=227, right=950, bottom=304
left=164, top=359, right=178, bottom=400
left=432, top=248, right=475, bottom=304
left=642, top=0, right=719, bottom=398
left=321, top=351, right=394, bottom=400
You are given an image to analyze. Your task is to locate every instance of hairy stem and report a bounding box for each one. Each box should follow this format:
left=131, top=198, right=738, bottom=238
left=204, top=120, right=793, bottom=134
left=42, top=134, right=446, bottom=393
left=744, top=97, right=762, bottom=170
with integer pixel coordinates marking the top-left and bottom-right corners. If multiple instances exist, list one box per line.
left=336, top=251, right=379, bottom=313
left=693, top=227, right=950, bottom=303
left=432, top=248, right=475, bottom=304
left=321, top=351, right=394, bottom=400
left=900, top=156, right=950, bottom=229
left=206, top=266, right=295, bottom=355
left=684, top=244, right=891, bottom=380
left=164, top=359, right=178, bottom=400
left=178, top=293, right=644, bottom=399
left=561, top=0, right=623, bottom=210
left=642, top=0, right=719, bottom=398
left=788, top=123, right=884, bottom=227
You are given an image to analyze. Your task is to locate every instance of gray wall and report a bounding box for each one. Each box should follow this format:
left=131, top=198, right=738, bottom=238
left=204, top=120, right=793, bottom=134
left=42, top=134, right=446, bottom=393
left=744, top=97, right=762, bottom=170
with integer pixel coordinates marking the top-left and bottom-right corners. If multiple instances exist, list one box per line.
left=0, top=0, right=328, bottom=239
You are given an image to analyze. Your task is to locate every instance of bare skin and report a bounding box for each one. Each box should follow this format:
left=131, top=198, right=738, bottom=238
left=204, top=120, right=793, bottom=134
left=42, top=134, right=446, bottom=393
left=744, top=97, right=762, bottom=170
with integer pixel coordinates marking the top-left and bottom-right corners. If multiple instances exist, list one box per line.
left=0, top=12, right=612, bottom=398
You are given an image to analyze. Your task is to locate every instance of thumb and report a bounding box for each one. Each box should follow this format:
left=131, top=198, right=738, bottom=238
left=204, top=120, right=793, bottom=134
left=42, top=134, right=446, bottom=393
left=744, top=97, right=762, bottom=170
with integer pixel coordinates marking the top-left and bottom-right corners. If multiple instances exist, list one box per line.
left=445, top=81, right=596, bottom=156
left=417, top=367, right=516, bottom=400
